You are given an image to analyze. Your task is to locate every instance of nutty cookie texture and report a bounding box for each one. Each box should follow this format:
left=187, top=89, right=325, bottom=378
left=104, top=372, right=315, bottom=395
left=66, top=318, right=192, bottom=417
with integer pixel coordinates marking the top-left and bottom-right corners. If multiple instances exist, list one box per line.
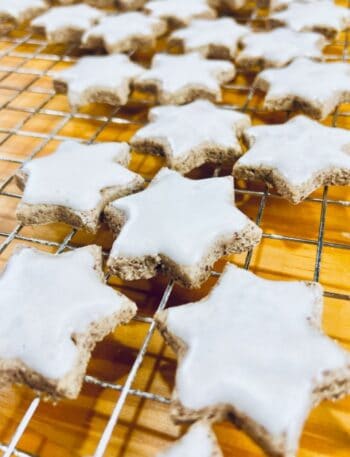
left=16, top=141, right=144, bottom=233
left=134, top=52, right=235, bottom=105
left=131, top=99, right=251, bottom=174
left=105, top=168, right=261, bottom=288
left=82, top=12, right=167, bottom=54
left=31, top=3, right=104, bottom=44
left=237, top=27, right=326, bottom=69
left=254, top=57, right=350, bottom=119
left=53, top=54, right=144, bottom=108
left=234, top=115, right=350, bottom=203
left=155, top=264, right=350, bottom=457
left=0, top=245, right=137, bottom=399
left=269, top=0, right=350, bottom=39
left=169, top=17, right=249, bottom=60
left=157, top=421, right=223, bottom=457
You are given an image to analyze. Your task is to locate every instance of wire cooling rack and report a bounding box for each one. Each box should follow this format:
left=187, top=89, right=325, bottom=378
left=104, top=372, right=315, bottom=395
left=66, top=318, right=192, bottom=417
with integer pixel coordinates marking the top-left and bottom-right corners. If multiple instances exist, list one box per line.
left=0, top=2, right=350, bottom=456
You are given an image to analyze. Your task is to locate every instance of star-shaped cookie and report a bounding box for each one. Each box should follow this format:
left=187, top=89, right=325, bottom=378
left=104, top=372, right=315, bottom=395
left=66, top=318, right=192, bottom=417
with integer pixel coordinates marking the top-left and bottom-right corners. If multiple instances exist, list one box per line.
left=134, top=52, right=235, bottom=105
left=234, top=115, right=350, bottom=203
left=254, top=57, right=350, bottom=119
left=0, top=245, right=137, bottom=399
left=131, top=100, right=251, bottom=174
left=16, top=141, right=144, bottom=233
left=31, top=4, right=105, bottom=44
left=157, top=422, right=222, bottom=457
left=155, top=264, right=350, bottom=457
left=169, top=17, right=249, bottom=60
left=53, top=54, right=144, bottom=108
left=144, top=0, right=216, bottom=27
left=82, top=12, right=167, bottom=54
left=237, top=28, right=326, bottom=69
left=105, top=168, right=261, bottom=288
left=269, top=1, right=350, bottom=39
left=0, top=0, right=48, bottom=26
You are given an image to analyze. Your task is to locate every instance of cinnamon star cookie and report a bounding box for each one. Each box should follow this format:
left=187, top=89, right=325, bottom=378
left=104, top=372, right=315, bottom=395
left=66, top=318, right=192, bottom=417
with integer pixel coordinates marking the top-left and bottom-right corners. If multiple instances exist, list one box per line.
left=105, top=168, right=261, bottom=288
left=156, top=264, right=350, bottom=457
left=254, top=57, right=350, bottom=119
left=269, top=1, right=350, bottom=39
left=169, top=17, right=249, bottom=60
left=0, top=245, right=137, bottom=399
left=134, top=52, right=235, bottom=105
left=31, top=3, right=104, bottom=44
left=82, top=12, right=167, bottom=54
left=131, top=100, right=251, bottom=174
left=53, top=54, right=144, bottom=108
left=16, top=141, right=144, bottom=232
left=234, top=115, right=350, bottom=203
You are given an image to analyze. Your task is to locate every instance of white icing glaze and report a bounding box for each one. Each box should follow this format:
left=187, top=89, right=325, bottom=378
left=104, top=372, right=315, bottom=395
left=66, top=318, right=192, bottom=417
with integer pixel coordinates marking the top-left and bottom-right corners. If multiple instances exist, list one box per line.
left=110, top=168, right=251, bottom=266
left=170, top=17, right=249, bottom=58
left=145, top=0, right=216, bottom=25
left=270, top=1, right=350, bottom=33
left=256, top=57, right=350, bottom=112
left=0, top=0, right=47, bottom=21
left=236, top=115, right=350, bottom=185
left=165, top=264, right=349, bottom=453
left=270, top=0, right=331, bottom=12
left=22, top=140, right=142, bottom=211
left=132, top=99, right=250, bottom=160
left=136, top=52, right=235, bottom=96
left=31, top=4, right=104, bottom=36
left=158, top=422, right=219, bottom=457
left=54, top=54, right=144, bottom=107
left=238, top=28, right=325, bottom=67
left=82, top=12, right=166, bottom=53
left=0, top=246, right=135, bottom=379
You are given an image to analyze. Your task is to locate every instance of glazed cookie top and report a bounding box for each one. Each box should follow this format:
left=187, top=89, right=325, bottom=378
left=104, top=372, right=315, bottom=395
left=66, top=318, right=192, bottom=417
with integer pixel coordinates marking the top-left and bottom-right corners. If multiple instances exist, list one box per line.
left=136, top=52, right=235, bottom=100
left=255, top=57, right=350, bottom=113
left=132, top=99, right=250, bottom=161
left=109, top=168, right=254, bottom=266
left=31, top=4, right=104, bottom=36
left=0, top=246, right=136, bottom=379
left=237, top=27, right=326, bottom=68
left=270, top=1, right=350, bottom=34
left=161, top=264, right=349, bottom=453
left=21, top=141, right=143, bottom=211
left=0, top=0, right=48, bottom=21
left=236, top=115, right=350, bottom=186
left=82, top=12, right=167, bottom=53
left=169, top=17, right=249, bottom=58
left=158, top=422, right=222, bottom=457
left=54, top=54, right=144, bottom=107
left=144, top=0, right=216, bottom=26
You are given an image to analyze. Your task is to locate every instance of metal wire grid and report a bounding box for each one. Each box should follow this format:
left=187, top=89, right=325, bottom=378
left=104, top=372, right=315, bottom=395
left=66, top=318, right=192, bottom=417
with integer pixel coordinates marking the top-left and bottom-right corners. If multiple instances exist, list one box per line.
left=0, top=5, right=349, bottom=457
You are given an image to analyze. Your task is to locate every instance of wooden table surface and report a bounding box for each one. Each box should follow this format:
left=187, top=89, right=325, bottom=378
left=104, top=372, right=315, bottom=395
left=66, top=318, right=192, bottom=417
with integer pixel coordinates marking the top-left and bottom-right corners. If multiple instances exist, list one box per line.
left=0, top=2, right=350, bottom=456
